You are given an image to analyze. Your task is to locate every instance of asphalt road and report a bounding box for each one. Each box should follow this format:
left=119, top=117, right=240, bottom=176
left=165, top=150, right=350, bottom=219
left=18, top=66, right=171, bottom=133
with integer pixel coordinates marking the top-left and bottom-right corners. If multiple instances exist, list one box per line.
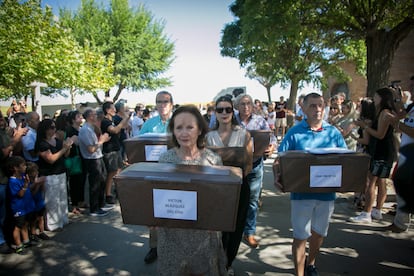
left=1, top=157, right=413, bottom=276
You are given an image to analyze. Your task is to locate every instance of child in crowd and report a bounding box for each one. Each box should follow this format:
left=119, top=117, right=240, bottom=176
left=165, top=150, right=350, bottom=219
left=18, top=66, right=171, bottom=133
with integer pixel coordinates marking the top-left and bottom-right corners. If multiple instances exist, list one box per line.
left=26, top=162, right=49, bottom=241
left=6, top=156, right=33, bottom=254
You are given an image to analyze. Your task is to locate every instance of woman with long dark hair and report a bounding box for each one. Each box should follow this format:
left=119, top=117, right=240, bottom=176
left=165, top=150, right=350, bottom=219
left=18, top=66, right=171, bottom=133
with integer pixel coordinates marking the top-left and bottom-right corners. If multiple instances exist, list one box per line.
left=65, top=110, right=87, bottom=214
left=205, top=96, right=253, bottom=274
left=35, top=119, right=73, bottom=231
left=350, top=87, right=398, bottom=223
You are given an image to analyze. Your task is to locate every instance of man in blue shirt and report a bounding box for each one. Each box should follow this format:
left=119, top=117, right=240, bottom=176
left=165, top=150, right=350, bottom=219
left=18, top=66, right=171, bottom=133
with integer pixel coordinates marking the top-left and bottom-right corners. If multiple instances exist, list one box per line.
left=139, top=91, right=173, bottom=135
left=276, top=93, right=346, bottom=276
left=139, top=91, right=174, bottom=264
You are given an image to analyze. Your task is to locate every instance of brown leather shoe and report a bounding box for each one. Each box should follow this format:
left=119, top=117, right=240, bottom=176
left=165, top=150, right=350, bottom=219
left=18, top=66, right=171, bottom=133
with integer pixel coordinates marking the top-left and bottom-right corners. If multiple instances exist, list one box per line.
left=244, top=235, right=259, bottom=248
left=381, top=223, right=406, bottom=233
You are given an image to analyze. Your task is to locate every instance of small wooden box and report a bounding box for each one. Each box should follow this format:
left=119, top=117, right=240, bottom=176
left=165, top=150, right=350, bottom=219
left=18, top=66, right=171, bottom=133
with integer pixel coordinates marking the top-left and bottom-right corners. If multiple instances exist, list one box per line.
left=123, top=134, right=172, bottom=163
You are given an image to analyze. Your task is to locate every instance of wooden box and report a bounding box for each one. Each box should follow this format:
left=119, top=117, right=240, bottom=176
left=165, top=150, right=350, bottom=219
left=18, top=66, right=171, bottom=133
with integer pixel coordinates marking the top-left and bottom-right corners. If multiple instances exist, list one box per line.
left=114, top=162, right=243, bottom=231
left=277, top=150, right=370, bottom=193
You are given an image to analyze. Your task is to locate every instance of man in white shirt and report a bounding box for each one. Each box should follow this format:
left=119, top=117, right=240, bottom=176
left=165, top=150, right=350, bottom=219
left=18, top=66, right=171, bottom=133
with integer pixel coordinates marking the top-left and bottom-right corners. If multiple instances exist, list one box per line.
left=129, top=104, right=145, bottom=137
left=22, top=111, right=40, bottom=162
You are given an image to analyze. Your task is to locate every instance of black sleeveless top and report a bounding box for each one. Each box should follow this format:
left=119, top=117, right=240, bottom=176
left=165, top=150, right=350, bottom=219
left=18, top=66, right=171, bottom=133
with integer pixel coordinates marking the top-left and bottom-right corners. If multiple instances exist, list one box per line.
left=368, top=115, right=396, bottom=165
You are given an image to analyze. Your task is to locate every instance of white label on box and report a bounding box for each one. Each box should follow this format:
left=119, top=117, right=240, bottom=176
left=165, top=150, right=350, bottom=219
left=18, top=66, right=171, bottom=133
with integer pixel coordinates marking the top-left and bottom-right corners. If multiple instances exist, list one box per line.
left=145, top=145, right=168, bottom=161
left=153, top=189, right=197, bottom=220
left=310, top=165, right=342, bottom=187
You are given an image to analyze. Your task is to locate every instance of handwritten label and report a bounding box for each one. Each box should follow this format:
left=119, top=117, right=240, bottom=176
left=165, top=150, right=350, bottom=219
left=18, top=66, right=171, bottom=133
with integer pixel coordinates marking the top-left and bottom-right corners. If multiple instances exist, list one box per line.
left=310, top=165, right=342, bottom=188
left=145, top=145, right=168, bottom=161
left=153, top=189, right=197, bottom=220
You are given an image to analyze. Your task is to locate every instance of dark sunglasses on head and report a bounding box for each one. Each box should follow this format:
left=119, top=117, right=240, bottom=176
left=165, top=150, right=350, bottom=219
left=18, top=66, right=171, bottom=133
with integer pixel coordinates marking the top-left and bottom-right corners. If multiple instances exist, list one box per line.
left=216, top=107, right=233, bottom=114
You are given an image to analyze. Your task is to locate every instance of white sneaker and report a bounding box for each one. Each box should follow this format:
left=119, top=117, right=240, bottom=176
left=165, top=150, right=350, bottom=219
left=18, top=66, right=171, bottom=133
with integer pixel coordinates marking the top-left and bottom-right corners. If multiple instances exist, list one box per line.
left=101, top=204, right=115, bottom=212
left=348, top=212, right=372, bottom=223
left=371, top=208, right=383, bottom=220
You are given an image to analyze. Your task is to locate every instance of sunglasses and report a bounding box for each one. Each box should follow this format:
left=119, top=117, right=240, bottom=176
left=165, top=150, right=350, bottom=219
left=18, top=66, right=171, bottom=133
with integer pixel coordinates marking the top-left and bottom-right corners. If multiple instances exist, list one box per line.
left=156, top=100, right=170, bottom=104
left=216, top=107, right=233, bottom=114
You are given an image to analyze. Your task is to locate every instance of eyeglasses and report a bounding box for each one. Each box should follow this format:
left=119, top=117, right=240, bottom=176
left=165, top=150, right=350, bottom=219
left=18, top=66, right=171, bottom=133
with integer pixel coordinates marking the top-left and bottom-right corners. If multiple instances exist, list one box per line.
left=156, top=100, right=170, bottom=104
left=330, top=107, right=338, bottom=110
left=216, top=107, right=233, bottom=114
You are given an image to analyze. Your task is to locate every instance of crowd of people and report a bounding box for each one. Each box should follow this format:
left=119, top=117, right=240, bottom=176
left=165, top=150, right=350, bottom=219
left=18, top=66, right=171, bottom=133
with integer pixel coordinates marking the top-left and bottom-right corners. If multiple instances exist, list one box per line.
left=0, top=77, right=412, bottom=276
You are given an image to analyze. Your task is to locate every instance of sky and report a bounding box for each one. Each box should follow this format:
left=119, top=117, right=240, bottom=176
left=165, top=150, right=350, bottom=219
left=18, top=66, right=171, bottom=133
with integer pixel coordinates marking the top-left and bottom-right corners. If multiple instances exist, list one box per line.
left=6, top=0, right=315, bottom=107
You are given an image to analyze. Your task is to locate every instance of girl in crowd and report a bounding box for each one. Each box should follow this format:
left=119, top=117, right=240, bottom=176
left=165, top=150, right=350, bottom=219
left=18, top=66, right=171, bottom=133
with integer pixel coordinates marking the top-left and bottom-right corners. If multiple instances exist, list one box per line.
left=26, top=162, right=49, bottom=241
left=336, top=100, right=358, bottom=151
left=328, top=100, right=342, bottom=127
left=350, top=87, right=399, bottom=223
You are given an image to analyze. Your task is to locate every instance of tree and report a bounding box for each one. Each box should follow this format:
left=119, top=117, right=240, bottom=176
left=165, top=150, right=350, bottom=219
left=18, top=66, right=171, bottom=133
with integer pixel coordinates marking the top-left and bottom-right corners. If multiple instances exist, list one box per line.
left=60, top=0, right=175, bottom=103
left=0, top=0, right=63, bottom=100
left=313, top=0, right=414, bottom=97
left=220, top=0, right=355, bottom=109
left=44, top=39, right=118, bottom=109
left=0, top=0, right=116, bottom=109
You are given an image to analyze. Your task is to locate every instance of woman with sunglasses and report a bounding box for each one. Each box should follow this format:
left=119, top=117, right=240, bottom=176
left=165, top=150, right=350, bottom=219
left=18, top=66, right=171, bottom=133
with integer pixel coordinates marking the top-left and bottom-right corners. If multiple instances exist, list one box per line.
left=35, top=119, right=73, bottom=232
left=206, top=96, right=253, bottom=275
left=328, top=102, right=342, bottom=127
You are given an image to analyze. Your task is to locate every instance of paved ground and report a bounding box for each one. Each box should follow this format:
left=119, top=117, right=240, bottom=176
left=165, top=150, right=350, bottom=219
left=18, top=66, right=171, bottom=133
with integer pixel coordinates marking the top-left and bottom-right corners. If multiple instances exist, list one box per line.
left=1, top=157, right=413, bottom=275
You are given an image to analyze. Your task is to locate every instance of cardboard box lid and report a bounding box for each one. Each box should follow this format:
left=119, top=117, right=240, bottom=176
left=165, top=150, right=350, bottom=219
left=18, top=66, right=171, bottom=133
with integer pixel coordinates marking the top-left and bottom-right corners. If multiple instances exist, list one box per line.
left=115, top=162, right=243, bottom=184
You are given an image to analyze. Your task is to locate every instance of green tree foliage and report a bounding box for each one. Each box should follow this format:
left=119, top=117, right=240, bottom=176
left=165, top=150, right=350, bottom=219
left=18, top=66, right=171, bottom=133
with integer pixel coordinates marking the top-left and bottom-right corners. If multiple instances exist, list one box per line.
left=313, top=0, right=414, bottom=97
left=220, top=0, right=359, bottom=107
left=60, top=0, right=175, bottom=103
left=222, top=0, right=414, bottom=103
left=0, top=0, right=60, bottom=99
left=0, top=0, right=117, bottom=109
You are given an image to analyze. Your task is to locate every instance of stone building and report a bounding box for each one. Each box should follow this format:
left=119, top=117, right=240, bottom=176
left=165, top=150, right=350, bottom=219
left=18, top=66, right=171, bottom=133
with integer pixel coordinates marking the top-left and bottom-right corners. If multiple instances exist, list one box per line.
left=327, top=29, right=414, bottom=102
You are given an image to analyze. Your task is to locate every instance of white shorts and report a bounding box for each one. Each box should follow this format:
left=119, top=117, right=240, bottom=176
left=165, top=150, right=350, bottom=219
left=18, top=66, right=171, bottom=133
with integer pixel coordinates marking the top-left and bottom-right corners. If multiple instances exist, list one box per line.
left=291, top=199, right=335, bottom=240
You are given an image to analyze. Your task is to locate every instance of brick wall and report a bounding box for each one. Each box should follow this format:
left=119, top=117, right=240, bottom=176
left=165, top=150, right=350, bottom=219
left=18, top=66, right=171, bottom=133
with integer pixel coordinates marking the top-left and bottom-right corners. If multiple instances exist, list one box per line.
left=328, top=29, right=414, bottom=101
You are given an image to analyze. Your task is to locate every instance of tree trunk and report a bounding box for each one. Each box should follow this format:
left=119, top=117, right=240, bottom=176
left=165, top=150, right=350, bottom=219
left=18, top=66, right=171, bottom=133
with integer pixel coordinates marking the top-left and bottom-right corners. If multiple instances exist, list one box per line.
left=266, top=85, right=272, bottom=103
left=93, top=93, right=102, bottom=105
left=287, top=78, right=299, bottom=111
left=113, top=84, right=125, bottom=103
left=365, top=19, right=414, bottom=97
left=365, top=30, right=393, bottom=97
left=70, top=87, right=76, bottom=110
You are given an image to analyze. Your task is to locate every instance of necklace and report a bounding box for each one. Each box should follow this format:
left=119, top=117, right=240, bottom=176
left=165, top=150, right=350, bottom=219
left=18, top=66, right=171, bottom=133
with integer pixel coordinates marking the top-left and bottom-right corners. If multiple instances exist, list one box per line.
left=177, top=148, right=201, bottom=160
